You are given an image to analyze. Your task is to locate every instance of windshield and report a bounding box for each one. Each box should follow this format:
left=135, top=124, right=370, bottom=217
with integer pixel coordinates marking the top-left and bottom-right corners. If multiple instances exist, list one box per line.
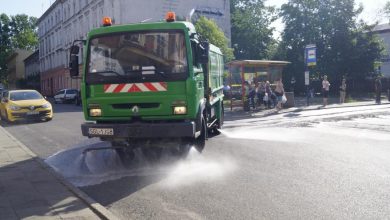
left=87, top=30, right=188, bottom=84
left=10, top=91, right=42, bottom=101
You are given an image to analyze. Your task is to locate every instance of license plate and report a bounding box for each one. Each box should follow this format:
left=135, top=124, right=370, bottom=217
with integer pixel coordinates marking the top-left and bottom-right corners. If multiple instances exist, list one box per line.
left=88, top=128, right=114, bottom=136
left=26, top=111, right=39, bottom=115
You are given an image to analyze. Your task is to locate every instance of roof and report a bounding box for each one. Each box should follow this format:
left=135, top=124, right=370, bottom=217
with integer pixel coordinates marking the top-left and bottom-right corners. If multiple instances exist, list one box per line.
left=23, top=50, right=39, bottom=63
left=37, top=0, right=61, bottom=23
left=226, top=60, right=291, bottom=67
left=373, top=23, right=390, bottom=33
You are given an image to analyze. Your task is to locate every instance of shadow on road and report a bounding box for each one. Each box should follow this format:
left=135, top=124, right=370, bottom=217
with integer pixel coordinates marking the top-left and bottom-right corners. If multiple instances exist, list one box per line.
left=0, top=158, right=94, bottom=219
left=0, top=118, right=50, bottom=128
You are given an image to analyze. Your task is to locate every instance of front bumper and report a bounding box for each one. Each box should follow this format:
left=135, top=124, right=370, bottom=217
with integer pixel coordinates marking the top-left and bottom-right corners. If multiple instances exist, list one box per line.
left=9, top=110, right=52, bottom=121
left=81, top=121, right=196, bottom=139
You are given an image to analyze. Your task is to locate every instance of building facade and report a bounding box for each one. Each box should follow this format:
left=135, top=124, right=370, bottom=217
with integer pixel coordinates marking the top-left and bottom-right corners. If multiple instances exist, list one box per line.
left=38, top=0, right=231, bottom=96
left=373, top=24, right=390, bottom=78
left=24, top=50, right=41, bottom=91
left=6, top=49, right=33, bottom=89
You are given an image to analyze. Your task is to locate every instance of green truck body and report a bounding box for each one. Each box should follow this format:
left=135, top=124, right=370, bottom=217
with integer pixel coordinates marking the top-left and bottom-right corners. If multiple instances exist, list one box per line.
left=70, top=19, right=224, bottom=149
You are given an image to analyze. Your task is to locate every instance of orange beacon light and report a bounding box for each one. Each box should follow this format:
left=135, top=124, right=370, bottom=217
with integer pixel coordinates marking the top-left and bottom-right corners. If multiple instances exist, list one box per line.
left=102, top=16, right=112, bottom=26
left=165, top=12, right=176, bottom=22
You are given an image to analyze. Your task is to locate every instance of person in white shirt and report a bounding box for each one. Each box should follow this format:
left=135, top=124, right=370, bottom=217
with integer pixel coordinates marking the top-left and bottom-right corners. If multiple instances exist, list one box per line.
left=322, top=75, right=330, bottom=106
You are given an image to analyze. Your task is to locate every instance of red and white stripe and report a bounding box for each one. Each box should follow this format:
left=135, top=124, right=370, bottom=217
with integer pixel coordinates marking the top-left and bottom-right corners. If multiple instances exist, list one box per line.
left=103, top=82, right=167, bottom=93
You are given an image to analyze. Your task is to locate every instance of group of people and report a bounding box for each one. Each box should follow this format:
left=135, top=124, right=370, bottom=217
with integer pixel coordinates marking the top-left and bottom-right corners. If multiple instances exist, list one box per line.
left=321, top=75, right=347, bottom=106
left=245, top=79, right=285, bottom=111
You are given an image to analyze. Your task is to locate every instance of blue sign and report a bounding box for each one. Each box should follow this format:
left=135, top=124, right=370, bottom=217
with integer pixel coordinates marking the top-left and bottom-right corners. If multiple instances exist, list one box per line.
left=305, top=44, right=316, bottom=66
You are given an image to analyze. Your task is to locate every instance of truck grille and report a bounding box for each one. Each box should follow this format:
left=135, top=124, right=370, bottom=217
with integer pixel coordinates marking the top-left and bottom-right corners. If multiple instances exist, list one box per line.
left=20, top=105, right=43, bottom=110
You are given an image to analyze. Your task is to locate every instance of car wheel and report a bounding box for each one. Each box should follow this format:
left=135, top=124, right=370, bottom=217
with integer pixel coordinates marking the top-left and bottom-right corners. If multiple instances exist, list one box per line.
left=4, top=110, right=10, bottom=123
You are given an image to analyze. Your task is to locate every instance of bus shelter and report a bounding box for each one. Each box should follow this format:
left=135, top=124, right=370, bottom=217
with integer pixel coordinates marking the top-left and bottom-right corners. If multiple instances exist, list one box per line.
left=226, top=60, right=290, bottom=110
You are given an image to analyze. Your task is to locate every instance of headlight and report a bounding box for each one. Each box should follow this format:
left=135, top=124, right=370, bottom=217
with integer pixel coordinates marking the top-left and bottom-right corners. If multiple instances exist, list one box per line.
left=89, top=108, right=102, bottom=117
left=42, top=103, right=51, bottom=108
left=9, top=105, right=21, bottom=111
left=173, top=106, right=187, bottom=115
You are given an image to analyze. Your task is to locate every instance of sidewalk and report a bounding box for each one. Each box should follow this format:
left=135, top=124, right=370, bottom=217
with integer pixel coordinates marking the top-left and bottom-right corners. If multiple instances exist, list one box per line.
left=0, top=126, right=118, bottom=220
left=225, top=98, right=390, bottom=120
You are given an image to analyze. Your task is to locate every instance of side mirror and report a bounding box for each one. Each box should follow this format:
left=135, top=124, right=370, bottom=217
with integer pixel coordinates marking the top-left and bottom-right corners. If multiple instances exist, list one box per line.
left=70, top=45, right=80, bottom=54
left=198, top=41, right=209, bottom=64
left=2, top=98, right=8, bottom=103
left=69, top=45, right=80, bottom=78
left=69, top=54, right=79, bottom=77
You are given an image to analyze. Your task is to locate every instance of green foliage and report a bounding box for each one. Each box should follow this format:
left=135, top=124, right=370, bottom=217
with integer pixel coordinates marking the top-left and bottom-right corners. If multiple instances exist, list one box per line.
left=385, top=1, right=390, bottom=23
left=195, top=16, right=234, bottom=62
left=0, top=13, right=38, bottom=85
left=231, top=0, right=277, bottom=60
left=278, top=0, right=383, bottom=92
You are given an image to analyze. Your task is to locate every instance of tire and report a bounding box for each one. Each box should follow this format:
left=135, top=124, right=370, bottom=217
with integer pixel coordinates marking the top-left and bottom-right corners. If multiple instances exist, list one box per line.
left=194, top=116, right=207, bottom=152
left=3, top=110, right=10, bottom=123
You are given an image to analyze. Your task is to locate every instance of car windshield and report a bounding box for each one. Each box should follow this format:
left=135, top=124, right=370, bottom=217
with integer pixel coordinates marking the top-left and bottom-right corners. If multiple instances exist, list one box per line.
left=10, top=91, right=42, bottom=101
left=86, top=30, right=188, bottom=84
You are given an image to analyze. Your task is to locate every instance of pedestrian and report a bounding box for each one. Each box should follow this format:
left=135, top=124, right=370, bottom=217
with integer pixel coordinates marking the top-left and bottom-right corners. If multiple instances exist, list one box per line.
left=249, top=82, right=256, bottom=109
left=339, top=78, right=347, bottom=104
left=274, top=78, right=285, bottom=110
left=375, top=76, right=382, bottom=104
left=264, top=81, right=273, bottom=108
left=256, top=81, right=265, bottom=107
left=322, top=75, right=330, bottom=106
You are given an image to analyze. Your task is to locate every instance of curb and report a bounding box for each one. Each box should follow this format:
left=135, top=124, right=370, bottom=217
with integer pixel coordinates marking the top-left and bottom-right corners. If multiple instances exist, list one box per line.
left=286, top=102, right=390, bottom=113
left=0, top=126, right=120, bottom=220
left=226, top=102, right=390, bottom=117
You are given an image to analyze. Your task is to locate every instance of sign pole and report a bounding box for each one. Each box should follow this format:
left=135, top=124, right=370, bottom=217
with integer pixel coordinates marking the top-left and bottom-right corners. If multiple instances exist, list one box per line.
left=305, top=44, right=316, bottom=106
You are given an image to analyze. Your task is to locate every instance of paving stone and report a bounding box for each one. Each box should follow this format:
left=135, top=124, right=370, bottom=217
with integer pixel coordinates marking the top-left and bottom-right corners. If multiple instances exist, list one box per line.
left=59, top=208, right=98, bottom=220
left=14, top=206, right=55, bottom=219
left=6, top=148, right=30, bottom=161
left=21, top=216, right=62, bottom=220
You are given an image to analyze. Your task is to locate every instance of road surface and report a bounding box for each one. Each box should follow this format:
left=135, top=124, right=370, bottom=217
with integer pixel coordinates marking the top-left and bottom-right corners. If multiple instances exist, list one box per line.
left=2, top=103, right=390, bottom=219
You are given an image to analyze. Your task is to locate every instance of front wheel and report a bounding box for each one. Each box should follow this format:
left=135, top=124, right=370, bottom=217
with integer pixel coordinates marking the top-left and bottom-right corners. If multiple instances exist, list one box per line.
left=194, top=116, right=207, bottom=152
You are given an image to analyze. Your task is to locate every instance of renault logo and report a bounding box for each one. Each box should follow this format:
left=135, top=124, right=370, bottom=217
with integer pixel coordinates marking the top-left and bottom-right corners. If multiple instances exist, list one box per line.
left=132, top=105, right=139, bottom=114
left=29, top=106, right=35, bottom=111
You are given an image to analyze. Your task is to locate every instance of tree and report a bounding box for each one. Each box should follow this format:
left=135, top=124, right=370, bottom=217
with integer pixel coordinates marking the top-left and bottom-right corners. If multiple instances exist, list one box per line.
left=0, top=13, right=38, bottom=84
left=278, top=0, right=383, bottom=92
left=231, top=0, right=277, bottom=60
left=384, top=1, right=390, bottom=23
left=195, top=16, right=234, bottom=62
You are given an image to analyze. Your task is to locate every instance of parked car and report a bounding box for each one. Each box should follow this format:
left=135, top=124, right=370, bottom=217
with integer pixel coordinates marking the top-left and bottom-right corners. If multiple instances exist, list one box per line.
left=0, top=90, right=53, bottom=122
left=54, top=89, right=78, bottom=104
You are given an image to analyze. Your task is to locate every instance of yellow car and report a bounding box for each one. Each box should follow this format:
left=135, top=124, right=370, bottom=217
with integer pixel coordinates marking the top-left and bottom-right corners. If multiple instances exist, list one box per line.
left=0, top=90, right=53, bottom=122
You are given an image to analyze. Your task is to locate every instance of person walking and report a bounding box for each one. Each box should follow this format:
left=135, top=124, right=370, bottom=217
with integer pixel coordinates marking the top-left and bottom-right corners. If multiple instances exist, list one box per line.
left=274, top=78, right=285, bottom=110
left=322, top=75, right=330, bottom=107
left=339, top=78, right=347, bottom=104
left=264, top=81, right=273, bottom=108
left=375, top=76, right=382, bottom=104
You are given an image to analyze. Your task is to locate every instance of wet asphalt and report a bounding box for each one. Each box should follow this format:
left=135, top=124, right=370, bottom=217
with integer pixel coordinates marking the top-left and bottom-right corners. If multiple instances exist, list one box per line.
left=2, top=103, right=390, bottom=219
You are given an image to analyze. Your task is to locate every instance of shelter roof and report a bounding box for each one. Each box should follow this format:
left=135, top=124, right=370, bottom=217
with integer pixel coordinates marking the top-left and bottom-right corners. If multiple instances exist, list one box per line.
left=226, top=60, right=291, bottom=67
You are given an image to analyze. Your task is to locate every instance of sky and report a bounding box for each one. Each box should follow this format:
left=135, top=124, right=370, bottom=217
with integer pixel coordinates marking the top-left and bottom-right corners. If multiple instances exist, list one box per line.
left=0, top=0, right=388, bottom=34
